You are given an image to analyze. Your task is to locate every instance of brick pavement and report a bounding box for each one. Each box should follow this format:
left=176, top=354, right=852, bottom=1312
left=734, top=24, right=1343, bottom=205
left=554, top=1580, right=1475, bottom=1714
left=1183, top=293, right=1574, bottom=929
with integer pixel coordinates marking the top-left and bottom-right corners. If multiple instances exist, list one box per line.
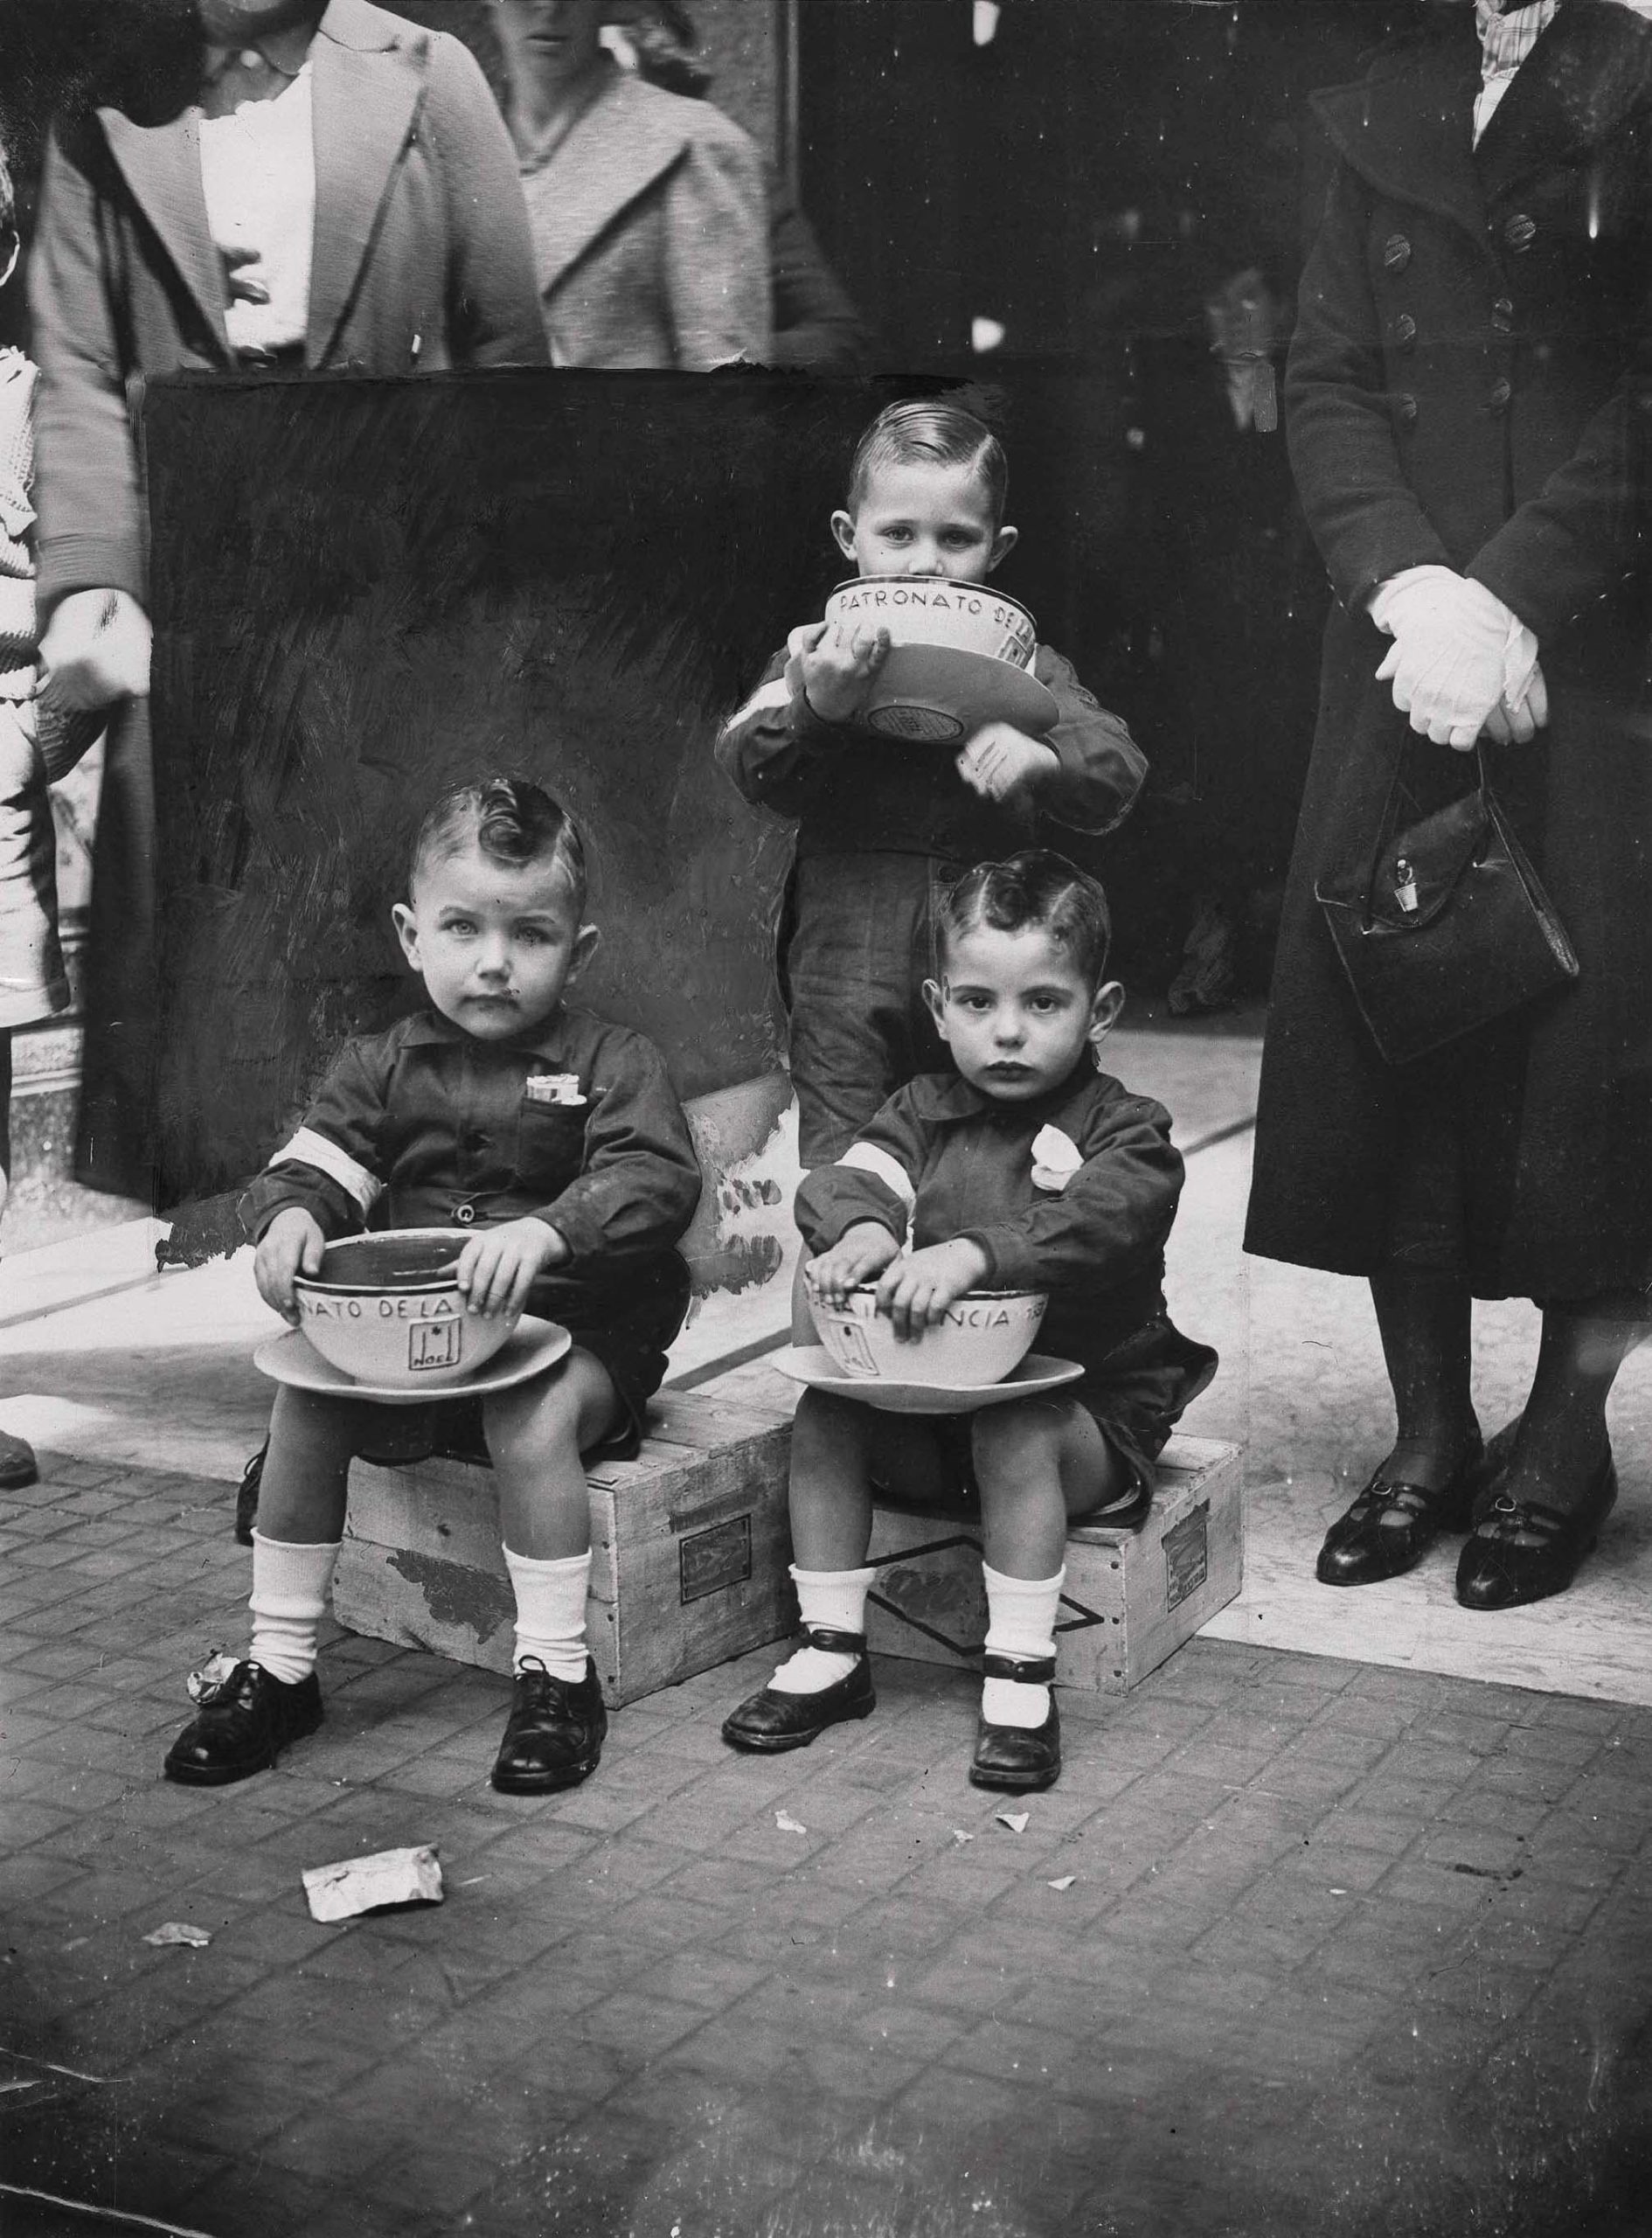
left=3, top=1450, right=1652, bottom=2238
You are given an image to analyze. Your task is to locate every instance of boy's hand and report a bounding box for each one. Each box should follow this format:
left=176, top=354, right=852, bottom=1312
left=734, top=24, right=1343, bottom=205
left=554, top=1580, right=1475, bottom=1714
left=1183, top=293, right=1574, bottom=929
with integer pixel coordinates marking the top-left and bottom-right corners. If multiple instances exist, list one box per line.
left=790, top=616, right=892, bottom=726
left=456, top=1217, right=567, bottom=1319
left=803, top=1221, right=901, bottom=1310
left=875, top=1239, right=991, bottom=1343
left=255, top=1208, right=326, bottom=1326
left=956, top=722, right=1057, bottom=801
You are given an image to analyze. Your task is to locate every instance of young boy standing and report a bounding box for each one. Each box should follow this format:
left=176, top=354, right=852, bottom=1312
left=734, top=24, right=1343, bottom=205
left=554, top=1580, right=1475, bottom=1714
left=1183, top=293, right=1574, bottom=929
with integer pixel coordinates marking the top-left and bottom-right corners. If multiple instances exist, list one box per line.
left=164, top=777, right=700, bottom=1795
left=716, top=399, right=1146, bottom=1171
left=721, top=852, right=1214, bottom=1792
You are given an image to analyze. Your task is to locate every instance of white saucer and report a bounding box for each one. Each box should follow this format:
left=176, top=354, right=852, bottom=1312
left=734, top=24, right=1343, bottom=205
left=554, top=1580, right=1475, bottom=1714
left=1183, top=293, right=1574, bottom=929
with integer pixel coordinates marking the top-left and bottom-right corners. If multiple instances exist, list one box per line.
left=767, top=1346, right=1085, bottom=1415
left=253, top=1316, right=572, bottom=1404
left=862, top=645, right=1059, bottom=745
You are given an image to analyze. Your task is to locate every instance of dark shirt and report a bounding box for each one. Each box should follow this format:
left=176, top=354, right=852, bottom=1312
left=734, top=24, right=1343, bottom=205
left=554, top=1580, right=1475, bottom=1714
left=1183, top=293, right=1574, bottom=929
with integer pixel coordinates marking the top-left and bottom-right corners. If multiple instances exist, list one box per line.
left=239, top=1004, right=701, bottom=1318
left=715, top=640, right=1146, bottom=864
left=796, top=1063, right=1185, bottom=1377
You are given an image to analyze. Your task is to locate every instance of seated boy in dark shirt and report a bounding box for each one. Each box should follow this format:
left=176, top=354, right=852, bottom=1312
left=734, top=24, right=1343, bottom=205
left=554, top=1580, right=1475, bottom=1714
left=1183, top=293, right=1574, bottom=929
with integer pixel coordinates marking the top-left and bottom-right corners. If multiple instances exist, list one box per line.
left=164, top=776, right=700, bottom=1797
left=722, top=851, right=1214, bottom=1793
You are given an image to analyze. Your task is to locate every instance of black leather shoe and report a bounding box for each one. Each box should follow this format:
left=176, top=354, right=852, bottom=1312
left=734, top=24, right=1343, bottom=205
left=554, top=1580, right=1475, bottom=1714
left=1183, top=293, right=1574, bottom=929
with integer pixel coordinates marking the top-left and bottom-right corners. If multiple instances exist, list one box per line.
left=233, top=1442, right=267, bottom=1546
left=492, top=1657, right=607, bottom=1793
left=163, top=1658, right=323, bottom=1785
left=0, top=1427, right=38, bottom=1490
left=721, top=1626, right=875, bottom=1753
left=970, top=1654, right=1061, bottom=1792
left=1455, top=1455, right=1617, bottom=1612
left=1315, top=1437, right=1487, bottom=1588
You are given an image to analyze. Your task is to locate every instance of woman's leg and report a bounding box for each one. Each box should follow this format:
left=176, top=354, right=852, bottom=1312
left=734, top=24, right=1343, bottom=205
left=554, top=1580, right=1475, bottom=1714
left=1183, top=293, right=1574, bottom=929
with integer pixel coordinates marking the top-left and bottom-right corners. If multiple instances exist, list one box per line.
left=1368, top=1267, right=1480, bottom=1494
left=482, top=1351, right=621, bottom=1793
left=1454, top=1304, right=1645, bottom=1609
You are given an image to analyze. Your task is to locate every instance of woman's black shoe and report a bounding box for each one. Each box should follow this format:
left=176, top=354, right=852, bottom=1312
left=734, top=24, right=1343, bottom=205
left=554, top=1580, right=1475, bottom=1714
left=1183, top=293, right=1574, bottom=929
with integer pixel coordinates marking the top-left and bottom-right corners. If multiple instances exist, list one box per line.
left=970, top=1654, right=1061, bottom=1792
left=1315, top=1438, right=1487, bottom=1588
left=163, top=1658, right=323, bottom=1785
left=492, top=1657, right=607, bottom=1792
left=721, top=1627, right=875, bottom=1753
left=1455, top=1455, right=1617, bottom=1611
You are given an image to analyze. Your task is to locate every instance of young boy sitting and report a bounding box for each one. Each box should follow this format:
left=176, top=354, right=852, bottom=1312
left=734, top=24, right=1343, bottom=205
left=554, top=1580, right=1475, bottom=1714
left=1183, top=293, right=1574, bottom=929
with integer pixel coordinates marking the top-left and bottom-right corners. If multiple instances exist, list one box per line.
left=715, top=397, right=1146, bottom=1171
left=721, top=851, right=1215, bottom=1792
left=164, top=776, right=700, bottom=1795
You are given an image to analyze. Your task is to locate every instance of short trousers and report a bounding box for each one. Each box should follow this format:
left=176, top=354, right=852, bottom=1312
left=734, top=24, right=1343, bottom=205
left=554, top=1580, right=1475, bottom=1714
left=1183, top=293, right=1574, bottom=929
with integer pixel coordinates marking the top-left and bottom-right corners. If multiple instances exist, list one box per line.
left=358, top=1256, right=692, bottom=1472
left=868, top=1315, right=1219, bottom=1522
left=0, top=696, right=67, bottom=1032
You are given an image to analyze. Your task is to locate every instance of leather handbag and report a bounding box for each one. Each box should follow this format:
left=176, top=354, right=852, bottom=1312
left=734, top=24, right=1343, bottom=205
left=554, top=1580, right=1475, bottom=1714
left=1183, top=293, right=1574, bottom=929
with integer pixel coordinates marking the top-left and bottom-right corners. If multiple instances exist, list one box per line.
left=1315, top=746, right=1579, bottom=1067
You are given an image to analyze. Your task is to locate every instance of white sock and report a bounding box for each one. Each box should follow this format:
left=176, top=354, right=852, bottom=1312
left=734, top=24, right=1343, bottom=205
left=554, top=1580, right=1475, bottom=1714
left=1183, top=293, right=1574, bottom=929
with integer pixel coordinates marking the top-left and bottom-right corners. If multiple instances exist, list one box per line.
left=247, top=1533, right=339, bottom=1685
left=982, top=1562, right=1063, bottom=1730
left=503, top=1546, right=591, bottom=1684
left=769, top=1564, right=875, bottom=1694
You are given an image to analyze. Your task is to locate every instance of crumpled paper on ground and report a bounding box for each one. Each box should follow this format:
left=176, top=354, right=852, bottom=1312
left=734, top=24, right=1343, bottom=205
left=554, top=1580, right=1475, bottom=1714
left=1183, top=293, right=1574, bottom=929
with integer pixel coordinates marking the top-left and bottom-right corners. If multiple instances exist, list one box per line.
left=302, top=1845, right=443, bottom=1923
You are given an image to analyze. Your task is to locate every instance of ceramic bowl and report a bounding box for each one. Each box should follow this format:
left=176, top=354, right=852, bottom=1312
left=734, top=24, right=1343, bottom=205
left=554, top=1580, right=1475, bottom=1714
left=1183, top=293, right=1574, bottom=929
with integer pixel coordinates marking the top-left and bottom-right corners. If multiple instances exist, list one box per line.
left=821, top=576, right=1057, bottom=744
left=809, top=1285, right=1047, bottom=1388
left=290, top=1228, right=517, bottom=1388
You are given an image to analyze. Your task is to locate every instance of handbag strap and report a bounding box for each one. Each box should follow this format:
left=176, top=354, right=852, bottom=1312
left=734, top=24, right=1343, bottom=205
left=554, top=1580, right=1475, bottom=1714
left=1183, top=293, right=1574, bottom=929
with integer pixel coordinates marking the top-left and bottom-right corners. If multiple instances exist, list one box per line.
left=1356, top=736, right=1494, bottom=931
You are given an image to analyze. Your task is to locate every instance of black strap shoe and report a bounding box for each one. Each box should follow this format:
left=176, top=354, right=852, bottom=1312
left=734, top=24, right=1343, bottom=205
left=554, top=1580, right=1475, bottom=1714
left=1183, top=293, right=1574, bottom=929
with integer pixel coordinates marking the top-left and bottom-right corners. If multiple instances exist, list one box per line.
left=491, top=1656, right=607, bottom=1793
left=1455, top=1455, right=1617, bottom=1611
left=163, top=1658, right=323, bottom=1785
left=970, top=1652, right=1061, bottom=1792
left=1315, top=1436, right=1488, bottom=1588
left=721, top=1626, right=875, bottom=1754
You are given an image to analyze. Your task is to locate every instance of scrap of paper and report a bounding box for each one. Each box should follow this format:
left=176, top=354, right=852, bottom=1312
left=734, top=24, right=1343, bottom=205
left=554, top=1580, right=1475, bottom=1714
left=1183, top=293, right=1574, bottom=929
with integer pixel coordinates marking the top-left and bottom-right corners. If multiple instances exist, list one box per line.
left=302, top=1845, right=442, bottom=1923
left=996, top=1810, right=1030, bottom=1835
left=774, top=1810, right=808, bottom=1836
left=142, top=1922, right=212, bottom=1949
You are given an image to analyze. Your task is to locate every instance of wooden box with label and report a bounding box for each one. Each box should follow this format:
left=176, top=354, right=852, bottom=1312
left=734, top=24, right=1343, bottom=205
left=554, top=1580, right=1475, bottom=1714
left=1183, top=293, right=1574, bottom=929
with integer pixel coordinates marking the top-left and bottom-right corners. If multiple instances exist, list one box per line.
left=864, top=1434, right=1241, bottom=1694
left=333, top=1390, right=795, bottom=1708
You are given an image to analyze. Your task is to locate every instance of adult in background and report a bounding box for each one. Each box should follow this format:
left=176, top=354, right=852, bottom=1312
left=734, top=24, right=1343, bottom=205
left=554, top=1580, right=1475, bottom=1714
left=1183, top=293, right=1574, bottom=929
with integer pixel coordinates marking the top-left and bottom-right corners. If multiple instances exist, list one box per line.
left=31, top=0, right=547, bottom=1198
left=487, top=0, right=770, bottom=368
left=1246, top=0, right=1652, bottom=1609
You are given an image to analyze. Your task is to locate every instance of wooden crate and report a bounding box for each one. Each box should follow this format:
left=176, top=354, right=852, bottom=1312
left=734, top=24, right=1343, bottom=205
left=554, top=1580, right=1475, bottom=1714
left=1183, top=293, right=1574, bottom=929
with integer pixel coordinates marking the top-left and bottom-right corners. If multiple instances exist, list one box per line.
left=864, top=1433, right=1241, bottom=1694
left=333, top=1389, right=795, bottom=1707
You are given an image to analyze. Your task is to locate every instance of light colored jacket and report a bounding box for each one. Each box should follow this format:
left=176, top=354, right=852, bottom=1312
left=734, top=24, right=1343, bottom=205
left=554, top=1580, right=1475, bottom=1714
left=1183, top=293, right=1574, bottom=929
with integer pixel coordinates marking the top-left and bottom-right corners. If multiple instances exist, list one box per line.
left=30, top=0, right=547, bottom=608
left=519, top=58, right=770, bottom=369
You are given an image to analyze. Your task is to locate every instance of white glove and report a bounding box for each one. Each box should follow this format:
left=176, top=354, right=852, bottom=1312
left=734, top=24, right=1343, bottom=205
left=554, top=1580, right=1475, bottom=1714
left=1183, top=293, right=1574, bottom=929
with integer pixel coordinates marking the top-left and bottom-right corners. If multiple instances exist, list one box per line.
left=1369, top=565, right=1537, bottom=752
left=38, top=587, right=151, bottom=712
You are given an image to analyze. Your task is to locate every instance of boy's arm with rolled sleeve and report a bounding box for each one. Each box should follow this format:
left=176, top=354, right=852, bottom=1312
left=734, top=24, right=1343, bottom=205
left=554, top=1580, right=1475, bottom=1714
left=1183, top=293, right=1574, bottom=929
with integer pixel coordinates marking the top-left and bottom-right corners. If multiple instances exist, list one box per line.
left=957, top=1092, right=1183, bottom=1295
left=1028, top=648, right=1148, bottom=836
left=238, top=1038, right=394, bottom=1243
left=714, top=645, right=838, bottom=821
left=531, top=1032, right=701, bottom=1271
left=794, top=1088, right=933, bottom=1255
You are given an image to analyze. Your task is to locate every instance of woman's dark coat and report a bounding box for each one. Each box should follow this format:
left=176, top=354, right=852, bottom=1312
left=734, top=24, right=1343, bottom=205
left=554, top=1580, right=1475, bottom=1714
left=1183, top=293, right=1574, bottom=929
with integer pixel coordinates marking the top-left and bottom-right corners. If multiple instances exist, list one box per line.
left=27, top=0, right=547, bottom=1198
left=1245, top=0, right=1652, bottom=1302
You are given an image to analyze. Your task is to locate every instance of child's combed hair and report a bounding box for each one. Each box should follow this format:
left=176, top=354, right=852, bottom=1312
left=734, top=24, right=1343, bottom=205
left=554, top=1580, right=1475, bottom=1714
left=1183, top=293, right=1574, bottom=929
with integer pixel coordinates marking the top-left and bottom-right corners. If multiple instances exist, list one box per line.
left=939, top=850, right=1112, bottom=987
left=410, top=775, right=587, bottom=913
left=847, top=398, right=1008, bottom=529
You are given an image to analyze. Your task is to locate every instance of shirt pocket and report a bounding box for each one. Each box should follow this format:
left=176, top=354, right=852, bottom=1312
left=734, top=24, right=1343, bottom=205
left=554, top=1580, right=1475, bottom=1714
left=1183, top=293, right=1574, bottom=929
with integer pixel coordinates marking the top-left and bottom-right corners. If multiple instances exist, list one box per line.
left=514, top=1099, right=587, bottom=1196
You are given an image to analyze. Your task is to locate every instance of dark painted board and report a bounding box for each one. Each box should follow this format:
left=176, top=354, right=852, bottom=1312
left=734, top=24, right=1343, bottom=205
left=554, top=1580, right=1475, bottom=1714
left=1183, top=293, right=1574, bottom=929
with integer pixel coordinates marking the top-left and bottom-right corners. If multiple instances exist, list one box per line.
left=142, top=371, right=939, bottom=1201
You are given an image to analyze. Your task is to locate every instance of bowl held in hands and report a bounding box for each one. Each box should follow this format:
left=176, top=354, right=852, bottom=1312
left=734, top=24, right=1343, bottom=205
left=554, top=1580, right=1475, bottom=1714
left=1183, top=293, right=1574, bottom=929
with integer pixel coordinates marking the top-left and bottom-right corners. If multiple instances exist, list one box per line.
left=822, top=576, right=1058, bottom=744
left=291, top=1229, right=518, bottom=1387
left=809, top=1285, right=1046, bottom=1388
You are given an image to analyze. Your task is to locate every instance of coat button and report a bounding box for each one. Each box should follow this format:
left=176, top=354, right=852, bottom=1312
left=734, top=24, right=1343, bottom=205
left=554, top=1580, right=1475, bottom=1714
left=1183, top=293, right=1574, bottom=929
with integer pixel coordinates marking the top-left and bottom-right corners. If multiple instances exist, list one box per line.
left=1383, top=233, right=1412, bottom=274
left=1491, top=295, right=1515, bottom=335
left=1504, top=212, right=1537, bottom=254
left=453, top=1203, right=476, bottom=1226
left=1394, top=393, right=1419, bottom=430
left=1393, top=312, right=1417, bottom=351
left=1488, top=377, right=1513, bottom=414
